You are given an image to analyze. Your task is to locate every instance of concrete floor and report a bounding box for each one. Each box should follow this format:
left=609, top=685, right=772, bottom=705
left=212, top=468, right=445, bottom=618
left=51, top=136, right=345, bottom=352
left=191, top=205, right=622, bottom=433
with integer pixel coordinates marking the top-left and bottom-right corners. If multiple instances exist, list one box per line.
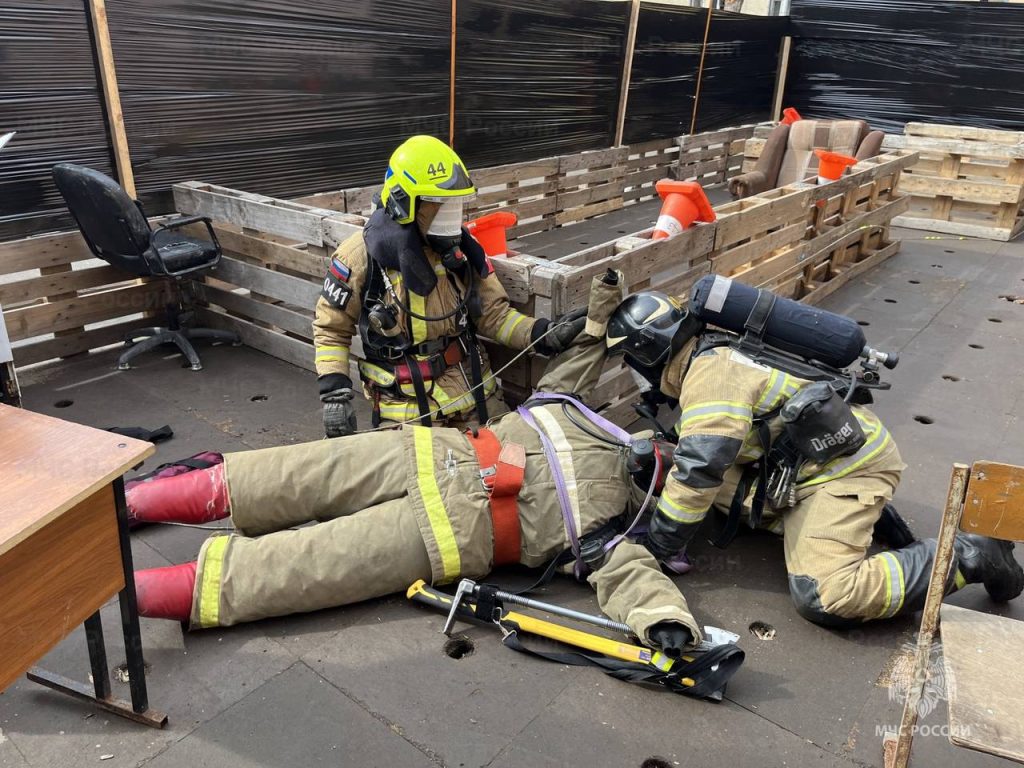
left=2, top=218, right=1023, bottom=768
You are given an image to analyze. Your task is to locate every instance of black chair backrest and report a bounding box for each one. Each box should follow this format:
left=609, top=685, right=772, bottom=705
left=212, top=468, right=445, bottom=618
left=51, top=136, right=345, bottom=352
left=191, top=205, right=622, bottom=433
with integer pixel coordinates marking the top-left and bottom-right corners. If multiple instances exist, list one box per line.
left=52, top=163, right=153, bottom=276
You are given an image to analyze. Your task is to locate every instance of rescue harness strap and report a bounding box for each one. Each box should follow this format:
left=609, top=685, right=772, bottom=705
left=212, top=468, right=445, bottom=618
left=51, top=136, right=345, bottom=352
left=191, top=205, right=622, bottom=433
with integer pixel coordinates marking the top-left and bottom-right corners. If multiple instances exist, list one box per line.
left=464, top=427, right=524, bottom=566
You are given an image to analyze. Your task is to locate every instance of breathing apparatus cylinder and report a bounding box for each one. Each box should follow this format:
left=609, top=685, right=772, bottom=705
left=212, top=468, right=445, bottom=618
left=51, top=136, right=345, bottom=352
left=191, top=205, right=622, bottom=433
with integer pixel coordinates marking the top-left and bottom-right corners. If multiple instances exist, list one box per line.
left=689, top=274, right=866, bottom=369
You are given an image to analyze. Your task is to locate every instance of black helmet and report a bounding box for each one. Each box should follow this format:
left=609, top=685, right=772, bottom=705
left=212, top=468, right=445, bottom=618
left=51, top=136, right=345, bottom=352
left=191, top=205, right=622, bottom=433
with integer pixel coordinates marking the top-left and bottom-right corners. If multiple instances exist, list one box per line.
left=606, top=291, right=701, bottom=369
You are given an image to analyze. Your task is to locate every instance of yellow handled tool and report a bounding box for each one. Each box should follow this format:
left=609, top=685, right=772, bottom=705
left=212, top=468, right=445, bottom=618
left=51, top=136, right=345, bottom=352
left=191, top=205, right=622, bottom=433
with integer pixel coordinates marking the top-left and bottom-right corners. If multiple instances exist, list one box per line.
left=406, top=579, right=690, bottom=679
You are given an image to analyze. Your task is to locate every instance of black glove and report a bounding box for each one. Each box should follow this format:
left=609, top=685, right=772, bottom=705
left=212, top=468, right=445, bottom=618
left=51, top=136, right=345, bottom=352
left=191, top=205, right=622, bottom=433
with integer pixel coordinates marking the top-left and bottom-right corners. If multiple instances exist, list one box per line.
left=530, top=307, right=588, bottom=356
left=648, top=621, right=695, bottom=659
left=319, top=374, right=357, bottom=438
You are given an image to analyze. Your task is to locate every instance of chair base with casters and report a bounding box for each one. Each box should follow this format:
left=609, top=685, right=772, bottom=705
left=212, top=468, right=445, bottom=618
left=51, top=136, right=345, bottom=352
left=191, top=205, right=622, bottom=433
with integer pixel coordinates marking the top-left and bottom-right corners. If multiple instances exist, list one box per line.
left=120, top=326, right=241, bottom=372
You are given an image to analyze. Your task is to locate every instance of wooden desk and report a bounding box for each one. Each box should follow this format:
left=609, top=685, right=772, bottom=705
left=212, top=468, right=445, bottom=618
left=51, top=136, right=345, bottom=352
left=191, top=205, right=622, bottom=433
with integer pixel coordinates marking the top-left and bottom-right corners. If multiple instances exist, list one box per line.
left=0, top=404, right=167, bottom=727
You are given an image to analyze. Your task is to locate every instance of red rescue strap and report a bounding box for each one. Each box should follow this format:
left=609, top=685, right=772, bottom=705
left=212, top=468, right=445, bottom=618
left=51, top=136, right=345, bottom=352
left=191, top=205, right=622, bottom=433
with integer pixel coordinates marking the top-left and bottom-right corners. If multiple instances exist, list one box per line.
left=465, top=428, right=524, bottom=566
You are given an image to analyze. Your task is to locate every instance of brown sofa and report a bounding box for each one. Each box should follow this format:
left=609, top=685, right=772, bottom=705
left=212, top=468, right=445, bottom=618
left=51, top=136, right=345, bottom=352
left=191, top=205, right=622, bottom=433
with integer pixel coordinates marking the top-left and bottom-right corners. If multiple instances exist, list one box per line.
left=728, top=119, right=885, bottom=199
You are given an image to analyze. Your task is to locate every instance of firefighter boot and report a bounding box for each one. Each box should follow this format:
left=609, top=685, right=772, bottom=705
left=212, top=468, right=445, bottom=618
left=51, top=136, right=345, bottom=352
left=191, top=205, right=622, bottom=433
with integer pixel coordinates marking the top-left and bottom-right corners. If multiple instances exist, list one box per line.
left=956, top=533, right=1024, bottom=602
left=135, top=562, right=197, bottom=622
left=126, top=465, right=229, bottom=526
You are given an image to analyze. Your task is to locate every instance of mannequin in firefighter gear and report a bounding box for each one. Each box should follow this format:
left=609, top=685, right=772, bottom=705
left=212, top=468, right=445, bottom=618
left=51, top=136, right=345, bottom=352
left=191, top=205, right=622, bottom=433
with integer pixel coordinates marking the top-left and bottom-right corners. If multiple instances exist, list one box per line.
left=606, top=290, right=1024, bottom=627
left=314, top=135, right=573, bottom=435
left=129, top=273, right=703, bottom=658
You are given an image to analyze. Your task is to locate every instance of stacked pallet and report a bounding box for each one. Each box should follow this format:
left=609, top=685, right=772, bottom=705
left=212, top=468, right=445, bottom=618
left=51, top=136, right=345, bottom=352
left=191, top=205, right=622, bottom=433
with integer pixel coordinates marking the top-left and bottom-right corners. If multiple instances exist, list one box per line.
left=0, top=229, right=170, bottom=367
left=887, top=123, right=1024, bottom=241
left=677, top=126, right=753, bottom=185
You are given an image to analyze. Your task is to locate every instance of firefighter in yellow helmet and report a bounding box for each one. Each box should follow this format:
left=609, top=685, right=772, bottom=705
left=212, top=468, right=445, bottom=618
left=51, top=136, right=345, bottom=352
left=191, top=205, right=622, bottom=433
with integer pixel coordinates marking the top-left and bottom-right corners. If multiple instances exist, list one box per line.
left=313, top=135, right=581, bottom=434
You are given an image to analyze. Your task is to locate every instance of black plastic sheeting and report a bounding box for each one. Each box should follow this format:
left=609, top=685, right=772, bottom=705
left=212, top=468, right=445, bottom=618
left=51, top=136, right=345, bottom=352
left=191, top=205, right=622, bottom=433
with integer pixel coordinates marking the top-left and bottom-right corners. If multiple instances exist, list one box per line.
left=786, top=0, right=1024, bottom=133
left=625, top=3, right=786, bottom=143
left=105, top=0, right=451, bottom=215
left=0, top=1, right=114, bottom=242
left=454, top=0, right=628, bottom=168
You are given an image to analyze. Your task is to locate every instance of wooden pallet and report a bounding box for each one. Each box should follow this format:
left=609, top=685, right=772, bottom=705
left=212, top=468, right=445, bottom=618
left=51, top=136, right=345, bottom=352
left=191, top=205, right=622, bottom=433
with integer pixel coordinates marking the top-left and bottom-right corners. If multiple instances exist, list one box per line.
left=677, top=125, right=758, bottom=186
left=885, top=123, right=1024, bottom=241
left=0, top=229, right=172, bottom=368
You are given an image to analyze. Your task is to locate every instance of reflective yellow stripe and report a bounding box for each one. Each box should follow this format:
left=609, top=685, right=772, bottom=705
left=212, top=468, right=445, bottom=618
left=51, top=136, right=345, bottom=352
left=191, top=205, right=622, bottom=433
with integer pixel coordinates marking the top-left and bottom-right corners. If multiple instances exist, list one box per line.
left=198, top=536, right=229, bottom=628
left=656, top=493, right=707, bottom=524
left=412, top=427, right=461, bottom=581
left=532, top=407, right=584, bottom=539
left=379, top=401, right=418, bottom=421
left=315, top=346, right=350, bottom=365
left=754, top=369, right=784, bottom=414
left=496, top=311, right=530, bottom=345
left=876, top=551, right=906, bottom=619
left=677, top=401, right=753, bottom=431
left=408, top=291, right=428, bottom=344
left=651, top=652, right=674, bottom=672
left=954, top=570, right=967, bottom=590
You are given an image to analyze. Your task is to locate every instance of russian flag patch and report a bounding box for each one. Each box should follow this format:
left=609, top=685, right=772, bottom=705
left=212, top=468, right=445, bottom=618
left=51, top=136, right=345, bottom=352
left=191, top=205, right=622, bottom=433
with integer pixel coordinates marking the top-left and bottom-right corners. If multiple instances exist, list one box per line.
left=329, top=258, right=351, bottom=282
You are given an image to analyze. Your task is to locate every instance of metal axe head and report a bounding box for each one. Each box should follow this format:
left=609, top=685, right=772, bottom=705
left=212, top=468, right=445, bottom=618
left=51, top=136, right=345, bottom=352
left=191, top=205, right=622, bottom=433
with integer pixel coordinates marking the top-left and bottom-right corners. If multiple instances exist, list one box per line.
left=443, top=579, right=478, bottom=636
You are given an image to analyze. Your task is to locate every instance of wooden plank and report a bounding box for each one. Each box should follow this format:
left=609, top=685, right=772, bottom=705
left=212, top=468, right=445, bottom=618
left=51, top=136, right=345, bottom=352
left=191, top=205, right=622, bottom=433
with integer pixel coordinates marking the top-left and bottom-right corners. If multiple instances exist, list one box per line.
left=557, top=181, right=626, bottom=211
left=474, top=178, right=557, bottom=207
left=558, top=147, right=627, bottom=174
left=961, top=461, right=1024, bottom=541
left=489, top=254, right=541, bottom=305
left=898, top=175, right=1022, bottom=206
left=4, top=282, right=168, bottom=342
left=174, top=183, right=333, bottom=246
left=291, top=190, right=346, bottom=211
left=0, top=265, right=130, bottom=307
left=625, top=138, right=678, bottom=156
left=801, top=240, right=901, bottom=306
left=322, top=215, right=366, bottom=249
left=678, top=126, right=755, bottom=151
left=905, top=122, right=1024, bottom=145
left=0, top=230, right=95, bottom=274
left=472, top=158, right=560, bottom=187
left=888, top=134, right=1024, bottom=161
left=771, top=36, right=792, bottom=122
left=88, top=0, right=135, bottom=197
left=10, top=317, right=151, bottom=368
left=890, top=215, right=1015, bottom=241
left=614, top=0, right=642, bottom=147
left=940, top=603, right=1024, bottom=763
left=196, top=283, right=314, bottom=340
left=554, top=197, right=623, bottom=227
left=712, top=221, right=807, bottom=275
left=561, top=165, right=625, bottom=188
left=198, top=309, right=315, bottom=373
left=211, top=256, right=321, bottom=307
left=200, top=225, right=328, bottom=277
left=343, top=186, right=378, bottom=216
left=714, top=187, right=814, bottom=249
left=623, top=165, right=670, bottom=188
left=0, top=485, right=124, bottom=692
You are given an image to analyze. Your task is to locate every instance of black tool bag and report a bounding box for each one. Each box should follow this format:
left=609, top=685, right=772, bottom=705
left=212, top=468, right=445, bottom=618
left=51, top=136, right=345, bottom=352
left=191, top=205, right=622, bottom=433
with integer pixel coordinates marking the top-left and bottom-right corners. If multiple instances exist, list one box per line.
left=781, top=381, right=866, bottom=464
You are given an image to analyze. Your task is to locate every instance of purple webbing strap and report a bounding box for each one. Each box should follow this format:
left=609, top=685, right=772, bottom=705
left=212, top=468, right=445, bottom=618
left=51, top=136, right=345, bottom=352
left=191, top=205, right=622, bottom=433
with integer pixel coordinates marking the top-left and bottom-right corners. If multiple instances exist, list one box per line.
left=516, top=404, right=583, bottom=576
left=526, top=392, right=633, bottom=445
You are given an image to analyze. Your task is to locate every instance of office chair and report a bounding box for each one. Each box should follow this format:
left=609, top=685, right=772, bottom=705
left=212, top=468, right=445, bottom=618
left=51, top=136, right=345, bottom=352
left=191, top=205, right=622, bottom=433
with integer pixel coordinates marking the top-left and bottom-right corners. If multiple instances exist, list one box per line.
left=52, top=163, right=239, bottom=371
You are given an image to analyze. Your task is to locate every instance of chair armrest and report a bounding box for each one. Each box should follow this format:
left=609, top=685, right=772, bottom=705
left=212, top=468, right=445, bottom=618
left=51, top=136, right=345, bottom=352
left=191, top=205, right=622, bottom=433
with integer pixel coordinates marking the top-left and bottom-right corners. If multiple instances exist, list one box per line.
left=728, top=171, right=768, bottom=199
left=150, top=216, right=223, bottom=278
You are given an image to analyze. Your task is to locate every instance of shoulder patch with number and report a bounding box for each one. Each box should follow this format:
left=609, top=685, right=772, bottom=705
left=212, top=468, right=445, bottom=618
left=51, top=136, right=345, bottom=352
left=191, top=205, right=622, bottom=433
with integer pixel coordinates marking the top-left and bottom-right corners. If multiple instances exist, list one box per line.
left=321, top=257, right=353, bottom=308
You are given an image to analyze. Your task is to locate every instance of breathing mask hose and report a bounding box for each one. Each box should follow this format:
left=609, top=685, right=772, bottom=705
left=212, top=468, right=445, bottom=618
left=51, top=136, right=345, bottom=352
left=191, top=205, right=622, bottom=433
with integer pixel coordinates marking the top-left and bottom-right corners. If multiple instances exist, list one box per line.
left=384, top=253, right=475, bottom=323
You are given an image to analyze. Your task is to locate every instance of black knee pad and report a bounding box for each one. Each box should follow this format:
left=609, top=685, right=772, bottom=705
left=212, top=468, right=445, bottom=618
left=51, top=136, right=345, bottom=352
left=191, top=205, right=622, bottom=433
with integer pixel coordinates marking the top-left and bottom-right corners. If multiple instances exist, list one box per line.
left=788, top=574, right=859, bottom=629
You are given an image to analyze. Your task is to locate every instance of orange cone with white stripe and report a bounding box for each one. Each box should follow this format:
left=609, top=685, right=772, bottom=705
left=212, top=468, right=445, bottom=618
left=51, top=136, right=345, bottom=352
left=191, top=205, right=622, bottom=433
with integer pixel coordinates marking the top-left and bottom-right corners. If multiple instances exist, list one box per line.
left=651, top=180, right=717, bottom=240
left=814, top=149, right=857, bottom=185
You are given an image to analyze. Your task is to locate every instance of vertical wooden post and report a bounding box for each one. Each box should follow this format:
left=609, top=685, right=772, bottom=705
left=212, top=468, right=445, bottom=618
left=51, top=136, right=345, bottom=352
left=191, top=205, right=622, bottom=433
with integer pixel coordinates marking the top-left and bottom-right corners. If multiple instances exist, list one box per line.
left=771, top=36, right=792, bottom=121
left=689, top=3, right=715, bottom=135
left=0, top=306, right=20, bottom=408
left=449, top=0, right=458, bottom=147
left=614, top=0, right=642, bottom=147
left=88, top=0, right=136, bottom=197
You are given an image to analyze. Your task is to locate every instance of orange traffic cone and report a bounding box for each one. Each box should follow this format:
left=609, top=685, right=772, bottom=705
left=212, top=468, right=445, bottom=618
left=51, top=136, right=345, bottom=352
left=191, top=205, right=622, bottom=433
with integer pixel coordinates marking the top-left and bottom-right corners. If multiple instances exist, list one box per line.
left=781, top=107, right=803, bottom=125
left=651, top=180, right=717, bottom=240
left=466, top=211, right=518, bottom=257
left=814, top=149, right=858, bottom=185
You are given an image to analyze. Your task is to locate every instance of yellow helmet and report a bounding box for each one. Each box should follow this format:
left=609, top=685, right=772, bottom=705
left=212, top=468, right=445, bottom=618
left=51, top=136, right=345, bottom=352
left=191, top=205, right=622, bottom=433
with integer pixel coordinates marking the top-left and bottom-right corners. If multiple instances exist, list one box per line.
left=380, top=135, right=476, bottom=225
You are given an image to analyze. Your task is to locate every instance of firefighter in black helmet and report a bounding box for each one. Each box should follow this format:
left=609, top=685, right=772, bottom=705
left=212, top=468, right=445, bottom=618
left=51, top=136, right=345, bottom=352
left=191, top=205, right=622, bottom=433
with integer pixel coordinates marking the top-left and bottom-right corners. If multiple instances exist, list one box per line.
left=606, top=289, right=1023, bottom=627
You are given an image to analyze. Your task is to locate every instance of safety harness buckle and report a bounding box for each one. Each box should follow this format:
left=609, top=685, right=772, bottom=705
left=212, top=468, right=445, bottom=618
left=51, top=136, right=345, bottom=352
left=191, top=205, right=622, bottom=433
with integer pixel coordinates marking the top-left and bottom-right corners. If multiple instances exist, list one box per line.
left=479, top=464, right=497, bottom=492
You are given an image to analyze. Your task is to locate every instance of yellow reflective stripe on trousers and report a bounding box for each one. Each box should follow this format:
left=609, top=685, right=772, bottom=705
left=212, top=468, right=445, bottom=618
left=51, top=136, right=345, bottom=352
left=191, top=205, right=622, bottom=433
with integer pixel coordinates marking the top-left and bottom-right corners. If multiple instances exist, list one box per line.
left=198, top=535, right=229, bottom=628
left=408, top=291, right=428, bottom=344
left=496, top=311, right=530, bottom=345
left=876, top=550, right=906, bottom=619
left=656, top=492, right=707, bottom=524
left=532, top=407, right=584, bottom=540
left=677, top=401, right=753, bottom=431
left=412, top=426, right=461, bottom=581
left=314, top=345, right=350, bottom=366
left=798, top=410, right=892, bottom=487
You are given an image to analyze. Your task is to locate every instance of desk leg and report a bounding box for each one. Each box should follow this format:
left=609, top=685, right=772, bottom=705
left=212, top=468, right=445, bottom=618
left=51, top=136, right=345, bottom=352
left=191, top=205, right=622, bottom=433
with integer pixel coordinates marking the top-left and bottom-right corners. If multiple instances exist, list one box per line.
left=27, top=478, right=168, bottom=728
left=113, top=477, right=151, bottom=714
